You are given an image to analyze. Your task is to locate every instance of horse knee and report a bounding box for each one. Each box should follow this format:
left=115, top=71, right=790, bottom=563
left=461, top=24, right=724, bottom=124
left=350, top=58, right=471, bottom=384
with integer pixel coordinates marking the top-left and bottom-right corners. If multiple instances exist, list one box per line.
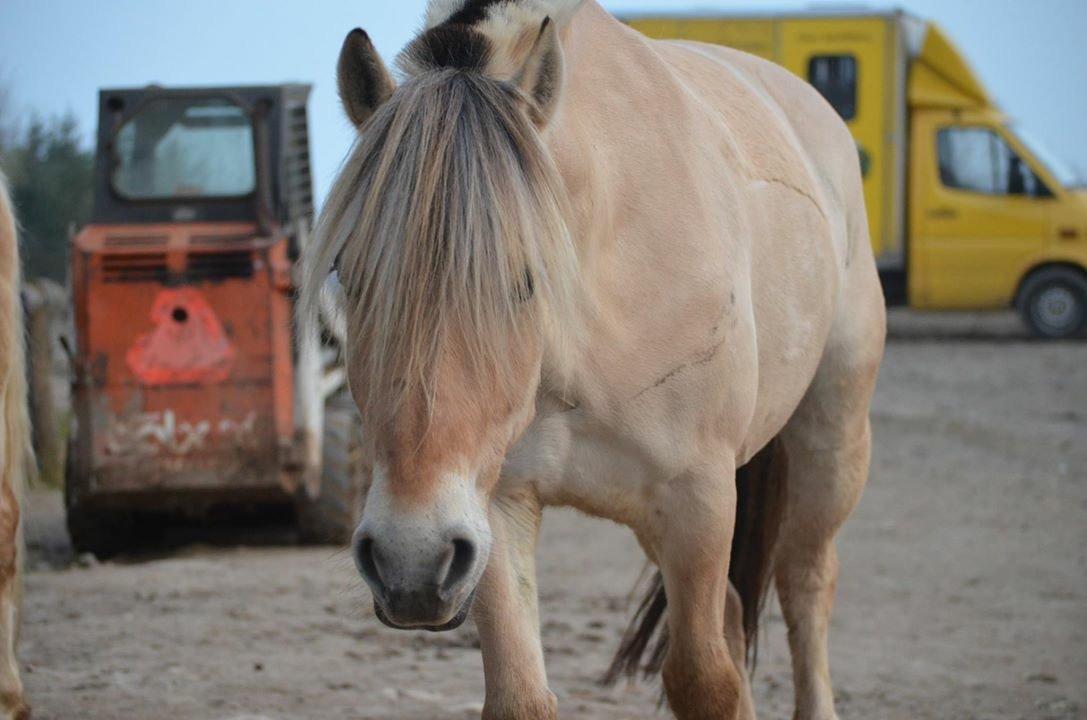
left=662, top=640, right=742, bottom=720
left=0, top=484, right=18, bottom=584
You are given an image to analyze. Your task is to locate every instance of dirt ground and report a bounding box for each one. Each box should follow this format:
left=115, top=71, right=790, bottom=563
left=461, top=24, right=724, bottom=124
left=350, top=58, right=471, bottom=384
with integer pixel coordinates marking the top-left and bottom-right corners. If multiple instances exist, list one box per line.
left=18, top=310, right=1087, bottom=720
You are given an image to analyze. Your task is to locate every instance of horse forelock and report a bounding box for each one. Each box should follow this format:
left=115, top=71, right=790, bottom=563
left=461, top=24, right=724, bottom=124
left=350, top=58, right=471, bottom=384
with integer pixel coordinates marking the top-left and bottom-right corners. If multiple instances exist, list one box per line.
left=304, top=69, right=579, bottom=429
left=405, top=0, right=582, bottom=78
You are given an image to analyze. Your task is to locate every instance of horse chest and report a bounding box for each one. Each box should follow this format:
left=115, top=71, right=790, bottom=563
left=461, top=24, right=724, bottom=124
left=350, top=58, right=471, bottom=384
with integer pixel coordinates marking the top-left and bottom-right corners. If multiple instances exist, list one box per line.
left=502, top=409, right=665, bottom=529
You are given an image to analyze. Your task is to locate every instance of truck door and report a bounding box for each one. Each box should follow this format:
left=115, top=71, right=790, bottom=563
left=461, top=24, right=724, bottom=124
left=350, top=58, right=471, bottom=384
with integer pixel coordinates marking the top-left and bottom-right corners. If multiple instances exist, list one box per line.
left=910, top=113, right=1053, bottom=308
left=779, top=16, right=906, bottom=268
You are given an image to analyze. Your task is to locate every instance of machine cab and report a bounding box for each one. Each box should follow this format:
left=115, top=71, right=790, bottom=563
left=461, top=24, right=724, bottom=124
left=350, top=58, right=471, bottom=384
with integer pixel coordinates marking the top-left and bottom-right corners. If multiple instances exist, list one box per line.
left=109, top=95, right=259, bottom=217
left=89, top=85, right=312, bottom=230
left=69, top=84, right=314, bottom=507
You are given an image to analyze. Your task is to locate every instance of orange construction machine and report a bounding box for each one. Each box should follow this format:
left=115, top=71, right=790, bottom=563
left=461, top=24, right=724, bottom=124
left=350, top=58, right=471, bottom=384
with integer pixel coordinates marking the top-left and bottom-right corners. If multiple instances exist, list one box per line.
left=67, top=84, right=363, bottom=555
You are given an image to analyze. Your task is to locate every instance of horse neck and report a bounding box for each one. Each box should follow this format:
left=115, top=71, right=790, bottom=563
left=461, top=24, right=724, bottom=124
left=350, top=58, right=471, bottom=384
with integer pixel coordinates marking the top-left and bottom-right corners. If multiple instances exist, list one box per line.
left=547, top=0, right=666, bottom=250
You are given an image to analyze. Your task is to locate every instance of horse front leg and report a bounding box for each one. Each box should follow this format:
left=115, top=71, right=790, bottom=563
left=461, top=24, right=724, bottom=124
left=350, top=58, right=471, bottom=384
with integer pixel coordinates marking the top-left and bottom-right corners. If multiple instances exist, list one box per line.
left=0, top=481, right=27, bottom=720
left=473, top=488, right=556, bottom=720
left=654, top=463, right=744, bottom=720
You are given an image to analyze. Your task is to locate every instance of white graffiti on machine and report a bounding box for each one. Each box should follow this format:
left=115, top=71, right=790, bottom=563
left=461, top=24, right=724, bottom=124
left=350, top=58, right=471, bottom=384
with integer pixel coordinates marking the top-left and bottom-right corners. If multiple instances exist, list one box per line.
left=104, top=410, right=258, bottom=457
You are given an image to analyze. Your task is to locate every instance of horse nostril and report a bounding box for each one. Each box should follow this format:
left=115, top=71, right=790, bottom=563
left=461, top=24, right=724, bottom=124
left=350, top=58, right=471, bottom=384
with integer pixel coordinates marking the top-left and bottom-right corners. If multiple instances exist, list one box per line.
left=439, top=538, right=476, bottom=596
left=355, top=536, right=385, bottom=594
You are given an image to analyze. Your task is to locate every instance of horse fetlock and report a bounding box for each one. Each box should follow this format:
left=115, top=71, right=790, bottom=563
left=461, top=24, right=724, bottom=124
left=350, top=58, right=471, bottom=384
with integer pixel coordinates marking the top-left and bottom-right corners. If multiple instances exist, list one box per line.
left=662, top=642, right=741, bottom=720
left=792, top=706, right=840, bottom=720
left=0, top=691, right=29, bottom=720
left=482, top=688, right=558, bottom=720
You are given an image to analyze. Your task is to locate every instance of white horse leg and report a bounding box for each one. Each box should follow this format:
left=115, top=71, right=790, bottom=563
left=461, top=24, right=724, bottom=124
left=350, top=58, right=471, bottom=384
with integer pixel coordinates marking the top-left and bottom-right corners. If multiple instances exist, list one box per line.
left=775, top=336, right=879, bottom=720
left=655, top=461, right=744, bottom=720
left=473, top=488, right=555, bottom=720
left=0, top=589, right=24, bottom=720
left=0, top=482, right=25, bottom=720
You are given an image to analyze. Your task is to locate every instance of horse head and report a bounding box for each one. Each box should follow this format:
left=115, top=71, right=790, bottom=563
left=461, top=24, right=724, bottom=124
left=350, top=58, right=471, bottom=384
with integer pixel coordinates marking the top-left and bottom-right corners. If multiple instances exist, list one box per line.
left=304, top=15, right=578, bottom=630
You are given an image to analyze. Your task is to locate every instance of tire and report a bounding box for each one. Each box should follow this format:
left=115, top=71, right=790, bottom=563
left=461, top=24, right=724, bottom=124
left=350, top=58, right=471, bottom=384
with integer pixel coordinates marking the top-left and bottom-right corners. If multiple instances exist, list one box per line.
left=64, top=439, right=134, bottom=558
left=296, top=392, right=369, bottom=545
left=1018, top=266, right=1087, bottom=339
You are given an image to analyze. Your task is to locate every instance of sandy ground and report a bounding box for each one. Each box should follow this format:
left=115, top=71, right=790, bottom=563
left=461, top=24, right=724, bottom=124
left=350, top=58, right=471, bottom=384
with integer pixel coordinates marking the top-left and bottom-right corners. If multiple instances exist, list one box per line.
left=18, top=310, right=1087, bottom=720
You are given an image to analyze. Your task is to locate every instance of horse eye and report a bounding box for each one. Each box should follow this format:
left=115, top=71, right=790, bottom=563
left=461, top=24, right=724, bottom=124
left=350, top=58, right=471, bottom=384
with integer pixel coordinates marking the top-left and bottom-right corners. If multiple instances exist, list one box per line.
left=515, top=270, right=534, bottom=303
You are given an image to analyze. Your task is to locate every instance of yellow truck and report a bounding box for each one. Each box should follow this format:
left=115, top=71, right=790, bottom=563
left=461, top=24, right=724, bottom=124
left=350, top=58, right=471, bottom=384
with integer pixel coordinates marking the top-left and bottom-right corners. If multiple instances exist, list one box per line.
left=625, top=10, right=1087, bottom=338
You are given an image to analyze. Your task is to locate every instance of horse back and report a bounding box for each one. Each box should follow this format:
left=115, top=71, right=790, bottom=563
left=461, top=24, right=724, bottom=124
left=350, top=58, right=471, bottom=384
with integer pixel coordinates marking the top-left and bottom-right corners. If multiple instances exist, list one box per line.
left=651, top=36, right=863, bottom=262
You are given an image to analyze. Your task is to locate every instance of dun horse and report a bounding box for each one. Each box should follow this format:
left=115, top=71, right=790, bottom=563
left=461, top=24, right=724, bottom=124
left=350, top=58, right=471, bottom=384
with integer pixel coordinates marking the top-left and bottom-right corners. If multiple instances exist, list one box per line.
left=0, top=170, right=30, bottom=720
left=304, top=1, right=885, bottom=718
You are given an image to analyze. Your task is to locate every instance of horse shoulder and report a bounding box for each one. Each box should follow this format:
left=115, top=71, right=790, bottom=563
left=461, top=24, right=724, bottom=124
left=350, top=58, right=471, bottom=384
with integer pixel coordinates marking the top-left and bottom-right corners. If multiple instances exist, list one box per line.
left=642, top=39, right=869, bottom=457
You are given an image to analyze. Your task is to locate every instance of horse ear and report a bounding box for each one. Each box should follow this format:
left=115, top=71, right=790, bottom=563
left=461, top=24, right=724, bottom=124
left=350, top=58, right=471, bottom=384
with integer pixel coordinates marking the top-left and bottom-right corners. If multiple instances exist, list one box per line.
left=338, top=28, right=395, bottom=128
left=513, top=17, right=564, bottom=127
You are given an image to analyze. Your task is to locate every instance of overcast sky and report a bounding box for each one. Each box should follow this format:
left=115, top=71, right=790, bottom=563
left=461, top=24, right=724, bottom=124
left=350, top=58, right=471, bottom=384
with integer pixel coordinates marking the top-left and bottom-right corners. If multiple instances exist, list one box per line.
left=2, top=0, right=1085, bottom=201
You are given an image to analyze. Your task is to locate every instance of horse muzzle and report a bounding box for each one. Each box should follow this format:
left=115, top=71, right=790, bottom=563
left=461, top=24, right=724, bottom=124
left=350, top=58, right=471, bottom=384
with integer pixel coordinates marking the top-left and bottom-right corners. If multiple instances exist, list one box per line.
left=354, top=530, right=483, bottom=630
left=372, top=587, right=478, bottom=632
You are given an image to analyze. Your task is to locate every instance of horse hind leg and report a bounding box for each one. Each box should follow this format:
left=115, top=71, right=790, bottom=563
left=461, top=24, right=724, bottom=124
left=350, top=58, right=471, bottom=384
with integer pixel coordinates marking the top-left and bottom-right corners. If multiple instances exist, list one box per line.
left=725, top=581, right=757, bottom=720
left=774, top=330, right=881, bottom=720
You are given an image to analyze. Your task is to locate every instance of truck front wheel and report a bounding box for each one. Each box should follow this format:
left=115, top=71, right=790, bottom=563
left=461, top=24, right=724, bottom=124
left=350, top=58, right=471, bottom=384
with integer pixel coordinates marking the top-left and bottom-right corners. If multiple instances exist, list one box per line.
left=1018, top=267, right=1087, bottom=339
left=64, top=440, right=136, bottom=559
left=296, top=392, right=370, bottom=545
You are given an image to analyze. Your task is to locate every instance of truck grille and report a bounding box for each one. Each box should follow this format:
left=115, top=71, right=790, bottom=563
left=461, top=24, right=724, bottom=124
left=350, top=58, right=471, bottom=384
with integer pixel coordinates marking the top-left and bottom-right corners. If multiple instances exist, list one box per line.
left=101, top=253, right=168, bottom=283
left=190, top=233, right=252, bottom=246
left=185, top=251, right=253, bottom=281
left=98, top=250, right=255, bottom=283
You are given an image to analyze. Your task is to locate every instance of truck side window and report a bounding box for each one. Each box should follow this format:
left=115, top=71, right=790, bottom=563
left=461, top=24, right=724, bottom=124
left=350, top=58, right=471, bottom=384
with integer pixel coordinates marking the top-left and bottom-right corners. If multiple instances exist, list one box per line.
left=937, top=127, right=1051, bottom=197
left=808, top=55, right=857, bottom=121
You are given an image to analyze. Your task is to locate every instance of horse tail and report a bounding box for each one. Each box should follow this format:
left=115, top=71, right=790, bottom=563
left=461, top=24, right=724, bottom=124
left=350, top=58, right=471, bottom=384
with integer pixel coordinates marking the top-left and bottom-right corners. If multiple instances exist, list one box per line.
left=603, top=436, right=788, bottom=685
left=729, top=436, right=788, bottom=665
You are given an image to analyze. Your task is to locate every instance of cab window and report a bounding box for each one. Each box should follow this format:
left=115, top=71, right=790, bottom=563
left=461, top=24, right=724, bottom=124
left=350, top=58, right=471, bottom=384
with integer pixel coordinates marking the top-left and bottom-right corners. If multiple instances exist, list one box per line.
left=112, top=97, right=256, bottom=201
left=937, top=127, right=1051, bottom=197
left=808, top=55, right=857, bottom=121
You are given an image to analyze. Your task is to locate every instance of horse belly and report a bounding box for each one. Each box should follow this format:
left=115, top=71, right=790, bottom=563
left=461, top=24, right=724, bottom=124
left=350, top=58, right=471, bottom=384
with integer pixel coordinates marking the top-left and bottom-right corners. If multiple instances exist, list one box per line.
left=739, top=180, right=841, bottom=462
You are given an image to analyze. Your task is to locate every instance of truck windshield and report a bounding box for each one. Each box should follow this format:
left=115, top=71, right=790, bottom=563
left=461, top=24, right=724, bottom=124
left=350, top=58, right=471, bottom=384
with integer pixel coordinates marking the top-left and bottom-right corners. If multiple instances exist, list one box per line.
left=112, top=97, right=256, bottom=200
left=1010, top=124, right=1082, bottom=188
